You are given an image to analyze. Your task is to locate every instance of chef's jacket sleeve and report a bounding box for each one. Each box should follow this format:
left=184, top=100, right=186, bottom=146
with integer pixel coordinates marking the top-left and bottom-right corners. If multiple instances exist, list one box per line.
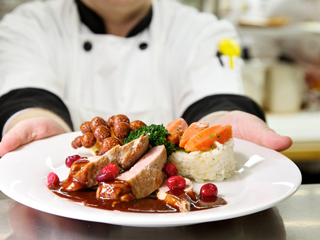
left=0, top=88, right=74, bottom=140
left=0, top=3, right=65, bottom=98
left=181, top=94, right=265, bottom=125
left=169, top=15, right=263, bottom=123
left=0, top=3, right=73, bottom=138
left=174, top=18, right=243, bottom=112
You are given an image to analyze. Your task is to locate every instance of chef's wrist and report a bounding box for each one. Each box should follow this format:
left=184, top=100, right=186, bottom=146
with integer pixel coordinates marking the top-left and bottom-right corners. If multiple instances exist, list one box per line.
left=2, top=108, right=72, bottom=136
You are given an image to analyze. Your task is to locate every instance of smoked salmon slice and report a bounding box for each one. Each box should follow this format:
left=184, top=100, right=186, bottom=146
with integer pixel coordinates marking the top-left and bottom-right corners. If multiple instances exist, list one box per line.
left=166, top=118, right=188, bottom=145
left=179, top=122, right=209, bottom=148
left=184, top=124, right=232, bottom=152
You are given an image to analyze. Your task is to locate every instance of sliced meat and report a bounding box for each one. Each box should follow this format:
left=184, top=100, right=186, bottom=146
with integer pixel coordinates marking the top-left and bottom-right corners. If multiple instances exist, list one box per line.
left=61, top=135, right=149, bottom=191
left=96, top=181, right=134, bottom=202
left=156, top=178, right=193, bottom=212
left=107, top=135, right=149, bottom=170
left=116, top=145, right=167, bottom=199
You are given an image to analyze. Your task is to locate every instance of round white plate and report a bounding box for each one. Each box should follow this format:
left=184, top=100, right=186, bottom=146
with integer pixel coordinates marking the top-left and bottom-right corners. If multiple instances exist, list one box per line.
left=0, top=132, right=301, bottom=227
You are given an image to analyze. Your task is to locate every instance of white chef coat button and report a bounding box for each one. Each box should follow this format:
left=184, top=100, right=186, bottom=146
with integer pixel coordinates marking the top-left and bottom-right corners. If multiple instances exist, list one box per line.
left=139, top=42, right=148, bottom=50
left=83, top=41, right=92, bottom=51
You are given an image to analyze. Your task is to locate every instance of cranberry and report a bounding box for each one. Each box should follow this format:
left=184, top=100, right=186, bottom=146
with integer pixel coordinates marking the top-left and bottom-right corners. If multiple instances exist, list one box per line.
left=166, top=176, right=186, bottom=190
left=101, top=164, right=118, bottom=175
left=65, top=155, right=87, bottom=168
left=97, top=164, right=118, bottom=182
left=200, top=183, right=218, bottom=197
left=163, top=163, right=178, bottom=177
left=47, top=172, right=60, bottom=187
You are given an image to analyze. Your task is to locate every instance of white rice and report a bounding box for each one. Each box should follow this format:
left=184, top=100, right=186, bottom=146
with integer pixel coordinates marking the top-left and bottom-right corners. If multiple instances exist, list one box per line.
left=168, top=138, right=235, bottom=182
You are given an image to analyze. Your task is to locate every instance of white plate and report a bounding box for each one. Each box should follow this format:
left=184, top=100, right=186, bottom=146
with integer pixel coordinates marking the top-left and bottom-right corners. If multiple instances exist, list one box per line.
left=0, top=132, right=301, bottom=227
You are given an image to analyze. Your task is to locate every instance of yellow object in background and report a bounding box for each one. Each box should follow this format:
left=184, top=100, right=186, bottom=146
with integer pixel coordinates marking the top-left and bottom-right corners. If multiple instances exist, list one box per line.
left=218, top=38, right=241, bottom=69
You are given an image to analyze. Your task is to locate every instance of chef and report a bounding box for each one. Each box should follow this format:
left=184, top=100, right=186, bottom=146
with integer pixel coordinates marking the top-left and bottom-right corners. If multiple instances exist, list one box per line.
left=0, top=0, right=292, bottom=156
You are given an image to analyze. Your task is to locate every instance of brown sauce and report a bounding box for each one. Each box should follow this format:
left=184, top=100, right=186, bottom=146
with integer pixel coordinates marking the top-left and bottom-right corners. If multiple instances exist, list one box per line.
left=49, top=183, right=227, bottom=213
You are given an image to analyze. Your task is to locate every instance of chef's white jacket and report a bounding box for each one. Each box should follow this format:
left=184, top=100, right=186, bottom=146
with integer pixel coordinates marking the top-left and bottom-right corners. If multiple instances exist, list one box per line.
left=0, top=0, right=248, bottom=133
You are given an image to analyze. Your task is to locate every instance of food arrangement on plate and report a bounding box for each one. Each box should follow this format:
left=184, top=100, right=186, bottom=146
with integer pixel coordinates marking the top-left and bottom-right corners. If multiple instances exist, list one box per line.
left=47, top=114, right=236, bottom=213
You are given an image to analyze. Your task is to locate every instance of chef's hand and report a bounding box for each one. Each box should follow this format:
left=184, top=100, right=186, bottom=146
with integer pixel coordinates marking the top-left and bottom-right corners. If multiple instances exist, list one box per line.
left=0, top=117, right=67, bottom=157
left=216, top=111, right=292, bottom=152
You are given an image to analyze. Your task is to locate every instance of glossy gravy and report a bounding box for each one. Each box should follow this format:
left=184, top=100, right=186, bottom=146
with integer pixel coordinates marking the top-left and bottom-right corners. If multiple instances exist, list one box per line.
left=49, top=184, right=227, bottom=213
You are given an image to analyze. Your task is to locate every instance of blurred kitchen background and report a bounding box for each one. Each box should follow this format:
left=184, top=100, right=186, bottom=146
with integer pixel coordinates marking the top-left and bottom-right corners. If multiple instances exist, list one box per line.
left=1, top=0, right=320, bottom=183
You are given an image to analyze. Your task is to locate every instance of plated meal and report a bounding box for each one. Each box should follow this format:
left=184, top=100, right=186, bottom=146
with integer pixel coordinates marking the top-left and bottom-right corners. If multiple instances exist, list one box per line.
left=0, top=126, right=301, bottom=226
left=47, top=115, right=236, bottom=213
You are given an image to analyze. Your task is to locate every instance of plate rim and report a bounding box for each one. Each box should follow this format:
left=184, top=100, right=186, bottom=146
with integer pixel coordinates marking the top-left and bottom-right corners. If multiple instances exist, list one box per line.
left=0, top=132, right=302, bottom=227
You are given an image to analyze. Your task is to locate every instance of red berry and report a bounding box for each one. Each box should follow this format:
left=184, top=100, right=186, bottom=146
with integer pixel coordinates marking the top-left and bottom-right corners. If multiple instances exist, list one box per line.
left=65, top=155, right=87, bottom=168
left=101, top=164, right=118, bottom=175
left=97, top=164, right=118, bottom=182
left=163, top=163, right=178, bottom=177
left=97, top=171, right=116, bottom=183
left=166, top=176, right=186, bottom=190
left=47, top=172, right=60, bottom=187
left=200, top=183, right=218, bottom=197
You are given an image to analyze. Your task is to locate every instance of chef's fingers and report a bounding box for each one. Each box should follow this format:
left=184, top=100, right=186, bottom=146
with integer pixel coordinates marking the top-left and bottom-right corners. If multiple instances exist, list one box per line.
left=0, top=117, right=66, bottom=157
left=217, top=110, right=293, bottom=152
left=246, top=124, right=293, bottom=152
left=263, top=130, right=292, bottom=152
